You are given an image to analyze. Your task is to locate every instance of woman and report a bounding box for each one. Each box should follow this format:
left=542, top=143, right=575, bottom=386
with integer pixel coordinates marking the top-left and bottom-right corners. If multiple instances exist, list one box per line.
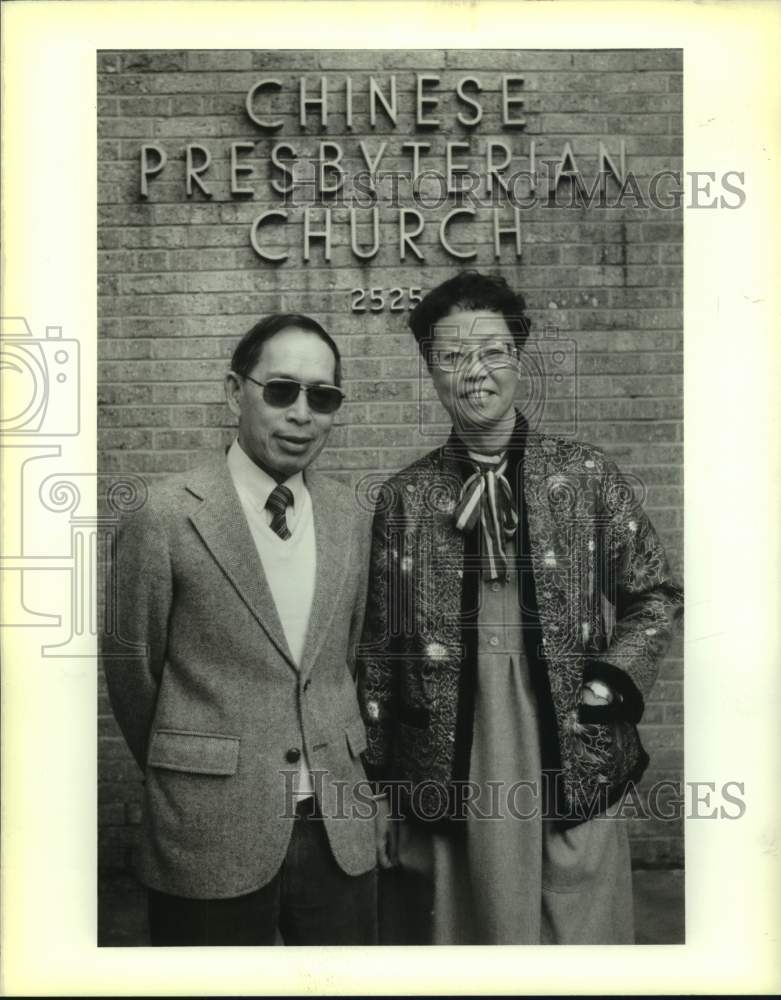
left=358, top=271, right=683, bottom=944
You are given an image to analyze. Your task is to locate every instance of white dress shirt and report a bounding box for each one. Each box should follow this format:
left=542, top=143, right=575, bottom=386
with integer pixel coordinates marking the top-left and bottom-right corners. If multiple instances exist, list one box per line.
left=227, top=438, right=316, bottom=797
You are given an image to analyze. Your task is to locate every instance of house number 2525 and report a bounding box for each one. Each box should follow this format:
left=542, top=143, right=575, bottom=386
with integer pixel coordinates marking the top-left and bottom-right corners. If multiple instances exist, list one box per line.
left=350, top=287, right=423, bottom=313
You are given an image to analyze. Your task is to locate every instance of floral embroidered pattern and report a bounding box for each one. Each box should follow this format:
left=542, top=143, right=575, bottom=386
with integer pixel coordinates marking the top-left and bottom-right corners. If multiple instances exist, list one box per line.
left=357, top=427, right=683, bottom=821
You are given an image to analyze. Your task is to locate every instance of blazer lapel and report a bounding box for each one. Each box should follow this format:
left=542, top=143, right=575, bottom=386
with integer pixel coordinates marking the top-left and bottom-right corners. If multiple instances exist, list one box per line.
left=298, top=472, right=351, bottom=681
left=186, top=456, right=297, bottom=672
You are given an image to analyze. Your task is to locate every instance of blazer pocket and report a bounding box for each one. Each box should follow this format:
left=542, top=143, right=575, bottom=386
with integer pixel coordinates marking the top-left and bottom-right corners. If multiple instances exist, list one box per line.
left=147, top=729, right=240, bottom=776
left=345, top=718, right=368, bottom=759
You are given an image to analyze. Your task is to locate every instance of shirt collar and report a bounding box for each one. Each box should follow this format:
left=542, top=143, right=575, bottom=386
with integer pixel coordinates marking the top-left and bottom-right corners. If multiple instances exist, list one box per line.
left=444, top=410, right=529, bottom=494
left=466, top=449, right=508, bottom=468
left=227, top=437, right=305, bottom=514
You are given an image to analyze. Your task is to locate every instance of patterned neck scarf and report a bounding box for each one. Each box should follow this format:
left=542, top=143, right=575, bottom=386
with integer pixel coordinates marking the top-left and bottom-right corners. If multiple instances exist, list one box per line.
left=453, top=449, right=519, bottom=581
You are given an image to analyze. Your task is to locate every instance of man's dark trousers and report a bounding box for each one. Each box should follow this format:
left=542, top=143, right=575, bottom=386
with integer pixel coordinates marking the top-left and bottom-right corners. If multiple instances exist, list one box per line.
left=148, top=798, right=378, bottom=946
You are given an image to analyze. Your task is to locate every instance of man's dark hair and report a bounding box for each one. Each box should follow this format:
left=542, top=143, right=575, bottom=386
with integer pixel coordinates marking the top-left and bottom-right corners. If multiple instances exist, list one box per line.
left=231, top=313, right=342, bottom=386
left=408, top=270, right=532, bottom=363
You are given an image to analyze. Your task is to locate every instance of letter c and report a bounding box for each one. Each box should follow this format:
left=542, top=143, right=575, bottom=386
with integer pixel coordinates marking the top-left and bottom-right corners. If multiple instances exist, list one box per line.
left=245, top=79, right=283, bottom=131
left=250, top=210, right=289, bottom=262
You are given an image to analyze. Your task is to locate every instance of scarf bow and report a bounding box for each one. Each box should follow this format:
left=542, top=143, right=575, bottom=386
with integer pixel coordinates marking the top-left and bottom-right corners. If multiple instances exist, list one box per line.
left=453, top=450, right=519, bottom=581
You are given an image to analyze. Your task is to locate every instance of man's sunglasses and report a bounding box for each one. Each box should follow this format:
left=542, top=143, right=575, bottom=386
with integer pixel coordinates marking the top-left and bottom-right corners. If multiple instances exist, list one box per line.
left=242, top=374, right=345, bottom=414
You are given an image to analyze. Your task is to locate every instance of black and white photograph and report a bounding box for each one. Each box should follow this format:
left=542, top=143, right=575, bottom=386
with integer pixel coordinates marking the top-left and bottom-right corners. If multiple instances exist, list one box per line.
left=2, top=1, right=779, bottom=995
left=95, top=44, right=688, bottom=948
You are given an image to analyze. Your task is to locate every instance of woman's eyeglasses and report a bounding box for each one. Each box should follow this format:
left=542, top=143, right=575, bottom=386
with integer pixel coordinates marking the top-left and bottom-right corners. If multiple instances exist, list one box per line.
left=242, top=374, right=345, bottom=414
left=429, top=342, right=518, bottom=374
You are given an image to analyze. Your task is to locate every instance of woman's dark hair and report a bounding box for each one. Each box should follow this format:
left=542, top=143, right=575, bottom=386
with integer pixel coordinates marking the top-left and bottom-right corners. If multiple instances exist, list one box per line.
left=230, top=313, right=342, bottom=386
left=408, top=270, right=531, bottom=362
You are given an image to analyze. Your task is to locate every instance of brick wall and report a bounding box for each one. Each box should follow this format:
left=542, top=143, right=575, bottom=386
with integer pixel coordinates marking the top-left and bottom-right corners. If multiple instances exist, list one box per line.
left=98, top=49, right=683, bottom=871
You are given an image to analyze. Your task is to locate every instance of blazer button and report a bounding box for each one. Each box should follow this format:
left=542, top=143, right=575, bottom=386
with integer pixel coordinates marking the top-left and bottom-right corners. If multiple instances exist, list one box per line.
left=285, top=747, right=301, bottom=764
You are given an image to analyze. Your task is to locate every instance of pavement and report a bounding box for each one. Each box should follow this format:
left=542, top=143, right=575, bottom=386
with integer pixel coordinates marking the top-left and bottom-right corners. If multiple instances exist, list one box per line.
left=98, top=867, right=684, bottom=946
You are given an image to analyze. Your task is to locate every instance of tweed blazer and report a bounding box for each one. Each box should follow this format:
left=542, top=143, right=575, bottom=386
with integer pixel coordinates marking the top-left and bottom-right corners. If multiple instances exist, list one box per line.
left=102, top=453, right=375, bottom=898
left=358, top=417, right=683, bottom=823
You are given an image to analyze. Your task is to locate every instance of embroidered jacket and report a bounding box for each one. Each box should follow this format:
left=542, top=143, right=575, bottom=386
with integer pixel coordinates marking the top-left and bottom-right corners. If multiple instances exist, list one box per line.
left=357, top=416, right=683, bottom=824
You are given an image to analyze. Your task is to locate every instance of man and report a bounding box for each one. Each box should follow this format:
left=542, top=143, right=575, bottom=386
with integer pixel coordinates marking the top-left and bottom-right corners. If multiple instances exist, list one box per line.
left=103, top=313, right=376, bottom=946
left=358, top=271, right=683, bottom=944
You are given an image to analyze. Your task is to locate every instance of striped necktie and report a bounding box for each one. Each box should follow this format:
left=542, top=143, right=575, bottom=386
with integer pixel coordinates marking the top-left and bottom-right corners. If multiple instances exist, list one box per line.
left=265, top=483, right=294, bottom=540
left=454, top=450, right=518, bottom=581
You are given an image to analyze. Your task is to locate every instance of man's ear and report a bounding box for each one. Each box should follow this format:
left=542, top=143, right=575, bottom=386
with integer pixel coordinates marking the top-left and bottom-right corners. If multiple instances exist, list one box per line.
left=224, top=371, right=242, bottom=418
